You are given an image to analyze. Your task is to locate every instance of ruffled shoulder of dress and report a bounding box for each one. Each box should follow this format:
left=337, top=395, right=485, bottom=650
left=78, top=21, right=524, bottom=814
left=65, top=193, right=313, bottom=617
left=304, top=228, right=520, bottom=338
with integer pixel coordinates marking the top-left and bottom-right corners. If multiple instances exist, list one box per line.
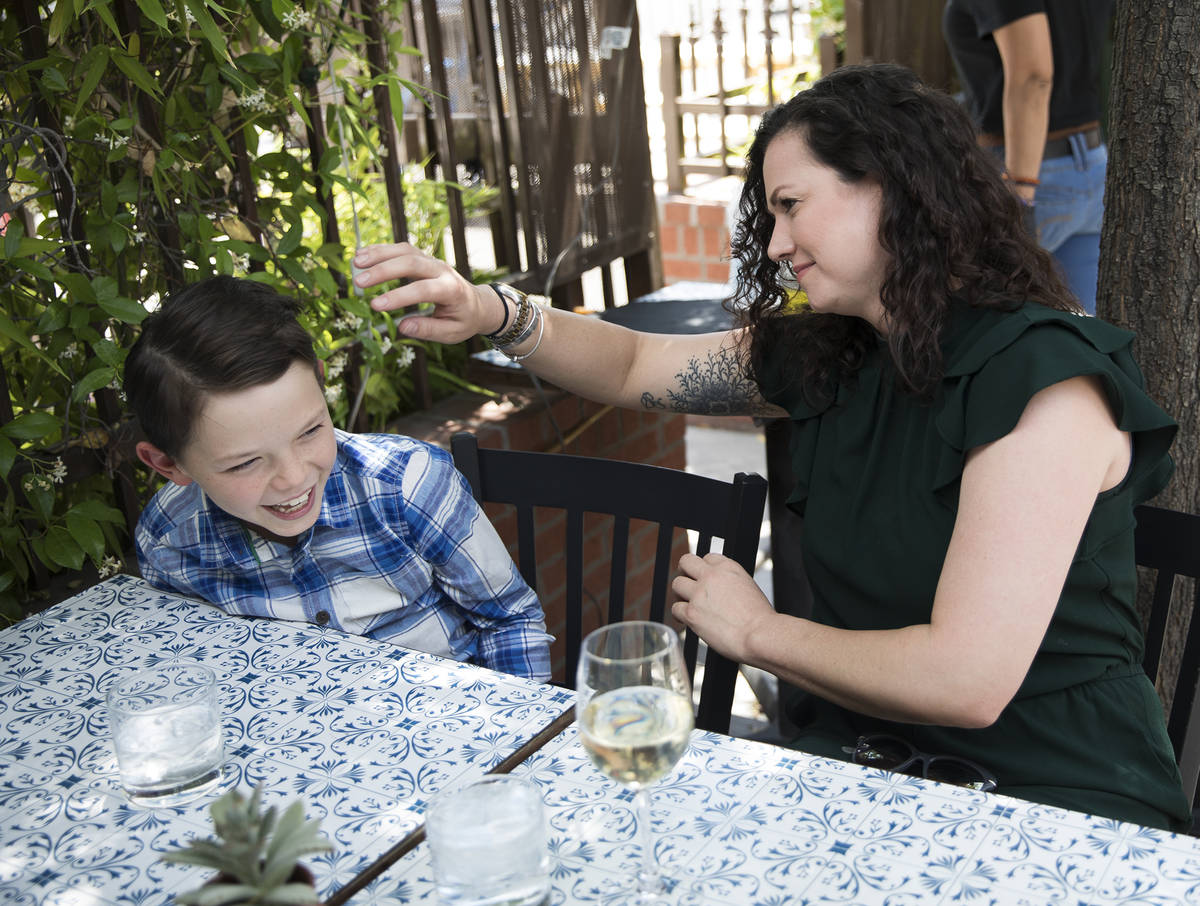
left=941, top=303, right=1134, bottom=378
left=931, top=302, right=1176, bottom=503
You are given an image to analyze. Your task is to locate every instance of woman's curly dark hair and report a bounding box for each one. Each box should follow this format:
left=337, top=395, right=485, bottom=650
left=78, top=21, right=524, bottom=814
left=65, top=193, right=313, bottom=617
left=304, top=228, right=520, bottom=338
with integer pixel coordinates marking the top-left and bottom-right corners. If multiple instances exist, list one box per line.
left=732, top=63, right=1081, bottom=402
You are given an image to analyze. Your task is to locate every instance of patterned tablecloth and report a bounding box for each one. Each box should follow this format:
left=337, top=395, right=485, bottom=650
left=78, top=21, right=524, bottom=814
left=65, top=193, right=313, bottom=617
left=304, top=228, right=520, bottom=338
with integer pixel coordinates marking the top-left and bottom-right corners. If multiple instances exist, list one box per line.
left=0, top=575, right=574, bottom=906
left=377, top=725, right=1200, bottom=905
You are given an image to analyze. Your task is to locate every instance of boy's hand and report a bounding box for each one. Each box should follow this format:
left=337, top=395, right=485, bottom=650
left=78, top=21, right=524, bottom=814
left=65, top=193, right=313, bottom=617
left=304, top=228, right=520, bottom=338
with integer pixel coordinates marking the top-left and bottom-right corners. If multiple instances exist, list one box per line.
left=352, top=243, right=500, bottom=344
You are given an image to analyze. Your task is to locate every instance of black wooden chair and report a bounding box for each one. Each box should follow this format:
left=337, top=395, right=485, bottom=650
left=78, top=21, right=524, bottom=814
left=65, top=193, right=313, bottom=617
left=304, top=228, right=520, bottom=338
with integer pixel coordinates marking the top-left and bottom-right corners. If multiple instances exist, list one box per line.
left=1136, top=504, right=1200, bottom=811
left=451, top=430, right=768, bottom=734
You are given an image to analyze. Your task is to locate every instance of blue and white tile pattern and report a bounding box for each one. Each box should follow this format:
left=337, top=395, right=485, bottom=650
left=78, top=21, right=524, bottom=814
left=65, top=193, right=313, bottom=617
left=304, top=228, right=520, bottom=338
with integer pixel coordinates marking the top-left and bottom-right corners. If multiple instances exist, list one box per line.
left=0, top=576, right=573, bottom=904
left=380, top=726, right=1200, bottom=904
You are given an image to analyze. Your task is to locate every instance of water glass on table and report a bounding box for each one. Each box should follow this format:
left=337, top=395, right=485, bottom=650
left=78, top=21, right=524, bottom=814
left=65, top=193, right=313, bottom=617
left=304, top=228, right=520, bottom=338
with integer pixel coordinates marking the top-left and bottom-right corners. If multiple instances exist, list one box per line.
left=425, top=775, right=551, bottom=906
left=105, top=661, right=224, bottom=807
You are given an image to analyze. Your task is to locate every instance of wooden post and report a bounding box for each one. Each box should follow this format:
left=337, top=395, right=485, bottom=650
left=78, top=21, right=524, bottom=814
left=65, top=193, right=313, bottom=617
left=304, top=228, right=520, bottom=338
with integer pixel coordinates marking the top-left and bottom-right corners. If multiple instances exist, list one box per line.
left=787, top=0, right=796, bottom=65
left=297, top=54, right=347, bottom=298
left=741, top=0, right=750, bottom=79
left=819, top=33, right=839, bottom=77
left=687, top=9, right=701, bottom=158
left=360, top=0, right=410, bottom=243
left=661, top=33, right=685, bottom=195
left=844, top=0, right=864, bottom=66
left=469, top=0, right=520, bottom=271
left=763, top=0, right=775, bottom=106
left=714, top=8, right=730, bottom=177
left=418, top=0, right=471, bottom=277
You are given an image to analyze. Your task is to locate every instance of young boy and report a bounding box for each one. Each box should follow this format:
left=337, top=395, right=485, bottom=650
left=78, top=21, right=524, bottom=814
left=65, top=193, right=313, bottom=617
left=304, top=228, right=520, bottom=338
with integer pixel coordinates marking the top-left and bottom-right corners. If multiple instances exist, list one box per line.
left=124, top=276, right=551, bottom=681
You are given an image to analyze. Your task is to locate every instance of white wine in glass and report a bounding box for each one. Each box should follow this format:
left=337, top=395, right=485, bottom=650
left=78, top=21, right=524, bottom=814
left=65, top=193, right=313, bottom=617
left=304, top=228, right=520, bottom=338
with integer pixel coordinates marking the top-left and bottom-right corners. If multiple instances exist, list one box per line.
left=577, top=621, right=694, bottom=900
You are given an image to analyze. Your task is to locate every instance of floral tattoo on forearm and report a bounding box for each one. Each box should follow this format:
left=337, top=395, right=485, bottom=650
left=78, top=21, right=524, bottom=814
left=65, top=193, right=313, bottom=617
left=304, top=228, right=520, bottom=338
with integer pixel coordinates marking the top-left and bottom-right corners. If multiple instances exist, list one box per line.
left=640, top=348, right=772, bottom=416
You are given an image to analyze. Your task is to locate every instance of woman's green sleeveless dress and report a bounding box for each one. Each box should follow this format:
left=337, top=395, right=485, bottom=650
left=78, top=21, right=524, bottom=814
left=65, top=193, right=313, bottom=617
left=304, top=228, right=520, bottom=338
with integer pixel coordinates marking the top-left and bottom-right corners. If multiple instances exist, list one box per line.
left=761, top=301, right=1190, bottom=831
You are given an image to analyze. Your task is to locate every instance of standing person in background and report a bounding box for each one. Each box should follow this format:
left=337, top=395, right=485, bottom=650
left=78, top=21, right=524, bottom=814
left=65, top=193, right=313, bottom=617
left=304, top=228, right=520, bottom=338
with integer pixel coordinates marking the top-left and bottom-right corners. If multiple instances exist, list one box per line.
left=943, top=0, right=1113, bottom=315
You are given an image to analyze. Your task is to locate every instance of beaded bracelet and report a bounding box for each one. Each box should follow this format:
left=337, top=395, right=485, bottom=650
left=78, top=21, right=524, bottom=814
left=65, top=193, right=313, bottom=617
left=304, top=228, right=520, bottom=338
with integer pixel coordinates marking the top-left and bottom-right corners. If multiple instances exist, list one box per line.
left=1002, top=172, right=1041, bottom=187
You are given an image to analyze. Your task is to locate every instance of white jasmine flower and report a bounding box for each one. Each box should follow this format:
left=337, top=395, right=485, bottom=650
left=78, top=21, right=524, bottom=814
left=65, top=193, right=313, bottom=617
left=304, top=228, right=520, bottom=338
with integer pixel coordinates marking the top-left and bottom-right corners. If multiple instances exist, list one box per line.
left=379, top=336, right=393, bottom=356
left=326, top=352, right=348, bottom=380
left=63, top=342, right=79, bottom=358
left=281, top=7, right=313, bottom=29
left=24, top=474, right=53, bottom=493
left=49, top=458, right=68, bottom=484
left=97, top=556, right=123, bottom=579
left=324, top=384, right=343, bottom=405
left=106, top=134, right=129, bottom=149
left=394, top=345, right=415, bottom=369
left=334, top=314, right=364, bottom=333
left=239, top=88, right=271, bottom=113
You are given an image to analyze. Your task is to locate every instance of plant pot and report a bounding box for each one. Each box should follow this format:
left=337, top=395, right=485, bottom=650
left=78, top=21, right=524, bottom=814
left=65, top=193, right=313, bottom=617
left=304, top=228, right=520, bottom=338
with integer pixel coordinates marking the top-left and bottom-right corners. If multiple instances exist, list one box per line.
left=201, top=865, right=319, bottom=904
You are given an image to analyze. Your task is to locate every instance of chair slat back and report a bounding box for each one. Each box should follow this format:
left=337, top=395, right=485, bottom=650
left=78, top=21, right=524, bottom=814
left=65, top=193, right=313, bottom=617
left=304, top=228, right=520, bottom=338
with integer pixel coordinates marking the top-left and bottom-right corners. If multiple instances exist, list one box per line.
left=1135, top=504, right=1200, bottom=809
left=452, top=431, right=768, bottom=734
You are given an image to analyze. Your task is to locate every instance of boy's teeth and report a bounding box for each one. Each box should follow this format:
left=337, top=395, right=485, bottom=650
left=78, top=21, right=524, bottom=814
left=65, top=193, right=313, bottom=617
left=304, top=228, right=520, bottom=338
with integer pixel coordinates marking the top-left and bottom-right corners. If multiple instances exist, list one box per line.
left=271, top=490, right=310, bottom=512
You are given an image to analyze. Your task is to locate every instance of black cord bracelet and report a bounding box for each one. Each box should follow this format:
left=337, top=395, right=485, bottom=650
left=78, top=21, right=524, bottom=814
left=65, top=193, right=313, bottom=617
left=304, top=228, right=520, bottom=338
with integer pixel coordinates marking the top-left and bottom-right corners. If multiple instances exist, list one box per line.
left=484, top=283, right=511, bottom=339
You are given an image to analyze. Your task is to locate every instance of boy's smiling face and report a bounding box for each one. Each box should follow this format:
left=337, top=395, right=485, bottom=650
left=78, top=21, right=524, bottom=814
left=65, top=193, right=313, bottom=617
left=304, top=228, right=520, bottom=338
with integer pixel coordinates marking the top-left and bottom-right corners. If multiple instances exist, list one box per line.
left=162, top=361, right=337, bottom=541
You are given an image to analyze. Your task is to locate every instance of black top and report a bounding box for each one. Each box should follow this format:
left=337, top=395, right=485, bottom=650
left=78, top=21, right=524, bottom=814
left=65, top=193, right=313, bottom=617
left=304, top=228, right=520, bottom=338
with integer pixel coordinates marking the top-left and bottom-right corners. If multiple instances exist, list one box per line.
left=762, top=301, right=1189, bottom=830
left=943, top=0, right=1113, bottom=135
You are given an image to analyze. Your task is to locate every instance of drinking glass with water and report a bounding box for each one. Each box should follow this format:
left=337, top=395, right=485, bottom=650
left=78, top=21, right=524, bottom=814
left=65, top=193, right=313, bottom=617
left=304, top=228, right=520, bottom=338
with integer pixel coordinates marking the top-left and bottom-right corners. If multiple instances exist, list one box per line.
left=105, top=661, right=224, bottom=807
left=425, top=775, right=550, bottom=906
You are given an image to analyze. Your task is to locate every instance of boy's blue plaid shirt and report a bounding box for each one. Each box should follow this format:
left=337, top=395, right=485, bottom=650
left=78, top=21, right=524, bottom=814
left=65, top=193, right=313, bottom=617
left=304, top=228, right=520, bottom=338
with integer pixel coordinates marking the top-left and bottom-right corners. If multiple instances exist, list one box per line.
left=135, top=431, right=551, bottom=681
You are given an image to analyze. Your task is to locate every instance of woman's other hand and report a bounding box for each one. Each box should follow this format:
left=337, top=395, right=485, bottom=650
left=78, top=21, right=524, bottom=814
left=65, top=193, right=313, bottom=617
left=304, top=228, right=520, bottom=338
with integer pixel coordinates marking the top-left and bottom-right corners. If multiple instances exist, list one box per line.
left=352, top=243, right=502, bottom=344
left=671, top=552, right=775, bottom=664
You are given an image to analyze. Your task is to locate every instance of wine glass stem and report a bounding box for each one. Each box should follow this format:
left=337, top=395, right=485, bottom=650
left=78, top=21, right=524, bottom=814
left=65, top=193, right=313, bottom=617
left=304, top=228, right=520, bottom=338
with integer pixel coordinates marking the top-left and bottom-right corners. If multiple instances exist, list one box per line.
left=634, top=787, right=662, bottom=896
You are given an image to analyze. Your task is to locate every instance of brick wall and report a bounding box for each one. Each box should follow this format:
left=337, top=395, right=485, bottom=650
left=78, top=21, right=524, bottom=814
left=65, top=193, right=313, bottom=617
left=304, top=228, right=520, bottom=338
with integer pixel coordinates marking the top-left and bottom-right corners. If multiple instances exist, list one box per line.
left=391, top=385, right=690, bottom=682
left=658, top=195, right=733, bottom=285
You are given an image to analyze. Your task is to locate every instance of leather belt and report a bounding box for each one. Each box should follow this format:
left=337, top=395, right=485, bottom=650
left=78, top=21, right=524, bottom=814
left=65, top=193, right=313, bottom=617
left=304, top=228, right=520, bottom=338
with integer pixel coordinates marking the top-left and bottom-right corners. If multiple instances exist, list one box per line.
left=978, top=124, right=1103, bottom=158
left=1043, top=125, right=1103, bottom=159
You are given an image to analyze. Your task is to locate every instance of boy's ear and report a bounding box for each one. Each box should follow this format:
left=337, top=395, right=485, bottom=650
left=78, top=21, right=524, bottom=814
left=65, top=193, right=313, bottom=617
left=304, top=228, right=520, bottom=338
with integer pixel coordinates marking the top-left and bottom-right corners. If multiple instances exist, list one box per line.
left=136, top=441, right=194, bottom=486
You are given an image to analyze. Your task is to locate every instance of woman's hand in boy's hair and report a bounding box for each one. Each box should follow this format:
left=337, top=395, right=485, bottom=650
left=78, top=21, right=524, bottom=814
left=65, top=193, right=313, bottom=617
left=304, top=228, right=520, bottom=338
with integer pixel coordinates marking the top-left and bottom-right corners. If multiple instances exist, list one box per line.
left=352, top=243, right=499, bottom=344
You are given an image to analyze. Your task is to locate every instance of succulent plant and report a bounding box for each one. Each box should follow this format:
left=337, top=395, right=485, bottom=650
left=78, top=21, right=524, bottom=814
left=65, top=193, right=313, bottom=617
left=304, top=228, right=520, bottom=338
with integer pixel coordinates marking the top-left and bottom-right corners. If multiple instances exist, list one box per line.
left=162, top=784, right=332, bottom=906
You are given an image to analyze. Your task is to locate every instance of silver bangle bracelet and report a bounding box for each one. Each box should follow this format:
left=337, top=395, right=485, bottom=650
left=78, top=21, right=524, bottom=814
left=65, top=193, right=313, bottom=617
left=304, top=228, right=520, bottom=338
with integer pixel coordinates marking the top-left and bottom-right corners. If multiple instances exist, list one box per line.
left=502, top=304, right=546, bottom=362
left=497, top=304, right=539, bottom=350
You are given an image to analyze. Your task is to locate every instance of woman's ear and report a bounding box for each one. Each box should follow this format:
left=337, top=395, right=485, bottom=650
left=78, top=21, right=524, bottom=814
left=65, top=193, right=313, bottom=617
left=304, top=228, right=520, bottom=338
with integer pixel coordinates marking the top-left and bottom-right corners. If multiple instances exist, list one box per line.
left=136, top=442, right=193, bottom=486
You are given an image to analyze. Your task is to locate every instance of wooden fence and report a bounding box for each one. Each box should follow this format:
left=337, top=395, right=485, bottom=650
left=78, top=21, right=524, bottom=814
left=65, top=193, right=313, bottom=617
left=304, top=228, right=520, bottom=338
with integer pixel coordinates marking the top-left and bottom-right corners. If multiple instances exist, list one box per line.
left=399, top=0, right=660, bottom=311
left=659, top=1, right=813, bottom=195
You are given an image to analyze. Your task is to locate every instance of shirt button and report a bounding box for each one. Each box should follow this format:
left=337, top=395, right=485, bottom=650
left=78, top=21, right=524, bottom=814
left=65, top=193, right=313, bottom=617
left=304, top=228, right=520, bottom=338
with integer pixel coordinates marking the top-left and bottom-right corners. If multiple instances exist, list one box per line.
left=315, top=611, right=331, bottom=626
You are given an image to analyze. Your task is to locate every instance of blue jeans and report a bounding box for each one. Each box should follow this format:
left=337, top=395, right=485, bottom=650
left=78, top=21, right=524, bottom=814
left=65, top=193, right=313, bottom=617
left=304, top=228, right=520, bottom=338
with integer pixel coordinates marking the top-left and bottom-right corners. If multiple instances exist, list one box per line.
left=992, top=137, right=1107, bottom=315
left=1035, top=137, right=1107, bottom=315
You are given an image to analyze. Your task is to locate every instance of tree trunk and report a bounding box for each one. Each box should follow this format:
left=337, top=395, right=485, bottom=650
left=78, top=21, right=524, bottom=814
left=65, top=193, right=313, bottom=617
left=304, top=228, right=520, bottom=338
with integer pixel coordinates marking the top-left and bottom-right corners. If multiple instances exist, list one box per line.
left=1099, top=0, right=1200, bottom=706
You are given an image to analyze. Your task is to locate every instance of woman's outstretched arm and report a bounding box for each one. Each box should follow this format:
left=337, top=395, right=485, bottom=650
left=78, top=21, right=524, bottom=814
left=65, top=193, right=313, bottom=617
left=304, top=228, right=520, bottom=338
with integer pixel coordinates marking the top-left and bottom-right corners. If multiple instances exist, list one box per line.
left=352, top=242, right=785, bottom=418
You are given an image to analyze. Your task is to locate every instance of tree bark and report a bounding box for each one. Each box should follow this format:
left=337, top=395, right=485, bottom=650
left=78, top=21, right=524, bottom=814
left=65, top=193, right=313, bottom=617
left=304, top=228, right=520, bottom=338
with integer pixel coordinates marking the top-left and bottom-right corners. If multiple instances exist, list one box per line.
left=1100, top=0, right=1200, bottom=705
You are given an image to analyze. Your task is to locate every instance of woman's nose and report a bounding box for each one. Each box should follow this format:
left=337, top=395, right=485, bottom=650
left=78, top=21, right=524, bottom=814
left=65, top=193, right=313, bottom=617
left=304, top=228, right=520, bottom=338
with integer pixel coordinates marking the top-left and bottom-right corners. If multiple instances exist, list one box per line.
left=766, top=219, right=793, bottom=263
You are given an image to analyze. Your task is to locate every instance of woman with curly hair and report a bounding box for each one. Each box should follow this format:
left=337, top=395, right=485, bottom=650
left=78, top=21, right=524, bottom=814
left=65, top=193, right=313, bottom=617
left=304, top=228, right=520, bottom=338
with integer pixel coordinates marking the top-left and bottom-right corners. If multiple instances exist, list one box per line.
left=353, top=63, right=1189, bottom=830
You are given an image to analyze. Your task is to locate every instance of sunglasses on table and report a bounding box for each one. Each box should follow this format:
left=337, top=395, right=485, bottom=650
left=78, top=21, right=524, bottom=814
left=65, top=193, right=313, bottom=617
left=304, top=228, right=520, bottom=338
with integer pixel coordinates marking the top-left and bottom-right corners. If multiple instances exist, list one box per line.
left=844, top=734, right=999, bottom=793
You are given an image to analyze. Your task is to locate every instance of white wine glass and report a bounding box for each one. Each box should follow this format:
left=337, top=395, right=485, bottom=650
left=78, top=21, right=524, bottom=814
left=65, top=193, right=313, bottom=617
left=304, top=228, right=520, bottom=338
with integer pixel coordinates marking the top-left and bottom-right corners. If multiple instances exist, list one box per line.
left=576, top=621, right=695, bottom=901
